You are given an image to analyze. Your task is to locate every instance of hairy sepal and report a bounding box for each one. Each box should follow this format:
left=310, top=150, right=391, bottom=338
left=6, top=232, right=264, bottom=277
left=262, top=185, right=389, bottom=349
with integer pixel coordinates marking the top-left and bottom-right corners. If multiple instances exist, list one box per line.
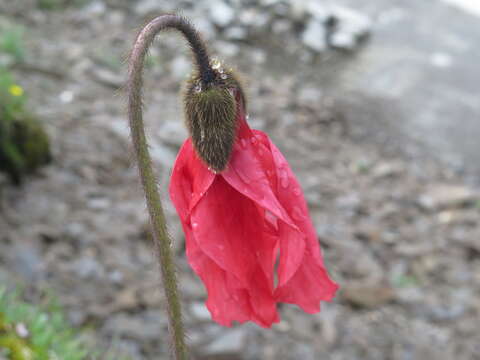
left=184, top=85, right=237, bottom=172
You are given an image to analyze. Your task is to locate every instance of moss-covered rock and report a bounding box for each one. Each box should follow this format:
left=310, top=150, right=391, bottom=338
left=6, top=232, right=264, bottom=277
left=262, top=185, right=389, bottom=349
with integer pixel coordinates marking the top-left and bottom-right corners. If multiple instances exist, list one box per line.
left=0, top=68, right=51, bottom=184
left=0, top=114, right=51, bottom=184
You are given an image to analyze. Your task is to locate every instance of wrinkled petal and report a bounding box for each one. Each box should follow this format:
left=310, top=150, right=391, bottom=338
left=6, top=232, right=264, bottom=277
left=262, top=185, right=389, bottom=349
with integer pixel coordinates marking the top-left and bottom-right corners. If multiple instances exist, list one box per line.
left=190, top=175, right=279, bottom=327
left=222, top=122, right=306, bottom=286
left=169, top=114, right=337, bottom=328
left=264, top=134, right=339, bottom=310
left=169, top=138, right=216, bottom=222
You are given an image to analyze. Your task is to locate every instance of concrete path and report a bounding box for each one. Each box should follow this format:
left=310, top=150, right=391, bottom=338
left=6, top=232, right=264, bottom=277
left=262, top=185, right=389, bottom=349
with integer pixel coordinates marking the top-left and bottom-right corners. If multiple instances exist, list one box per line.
left=333, top=0, right=480, bottom=181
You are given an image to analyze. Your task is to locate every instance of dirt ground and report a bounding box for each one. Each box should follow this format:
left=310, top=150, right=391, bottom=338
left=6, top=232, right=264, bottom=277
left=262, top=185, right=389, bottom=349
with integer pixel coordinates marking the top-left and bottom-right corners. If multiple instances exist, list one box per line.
left=1, top=1, right=479, bottom=359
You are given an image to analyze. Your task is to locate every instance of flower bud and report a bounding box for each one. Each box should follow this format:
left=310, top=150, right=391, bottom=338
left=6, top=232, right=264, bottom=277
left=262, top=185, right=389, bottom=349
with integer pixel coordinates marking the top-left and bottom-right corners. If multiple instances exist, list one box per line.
left=183, top=64, right=244, bottom=172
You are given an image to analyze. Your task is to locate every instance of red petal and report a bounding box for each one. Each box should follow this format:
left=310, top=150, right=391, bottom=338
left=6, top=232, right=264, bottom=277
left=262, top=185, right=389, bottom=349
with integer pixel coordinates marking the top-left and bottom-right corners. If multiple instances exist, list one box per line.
left=222, top=122, right=306, bottom=286
left=264, top=135, right=339, bottom=310
left=190, top=176, right=279, bottom=327
left=169, top=138, right=216, bottom=222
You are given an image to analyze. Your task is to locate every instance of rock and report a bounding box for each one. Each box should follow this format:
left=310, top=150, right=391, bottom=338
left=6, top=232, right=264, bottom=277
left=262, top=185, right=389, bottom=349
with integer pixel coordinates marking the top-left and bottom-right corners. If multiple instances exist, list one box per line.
left=224, top=26, right=247, bottom=41
left=102, top=311, right=167, bottom=341
left=89, top=66, right=123, bottom=88
left=418, top=184, right=477, bottom=210
left=302, top=20, right=327, bottom=53
left=203, top=328, right=248, bottom=356
left=342, top=283, right=395, bottom=308
left=238, top=8, right=267, bottom=28
left=209, top=1, right=236, bottom=28
left=372, top=161, right=405, bottom=178
left=216, top=41, right=240, bottom=57
left=329, top=6, right=371, bottom=50
left=81, top=1, right=106, bottom=16
left=70, top=257, right=105, bottom=279
left=190, top=302, right=211, bottom=321
left=10, top=241, right=43, bottom=281
left=134, top=0, right=175, bottom=16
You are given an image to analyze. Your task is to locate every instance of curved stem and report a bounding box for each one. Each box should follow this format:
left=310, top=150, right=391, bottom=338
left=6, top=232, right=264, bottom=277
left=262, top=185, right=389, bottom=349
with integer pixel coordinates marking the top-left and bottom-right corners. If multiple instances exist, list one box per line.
left=127, top=15, right=212, bottom=360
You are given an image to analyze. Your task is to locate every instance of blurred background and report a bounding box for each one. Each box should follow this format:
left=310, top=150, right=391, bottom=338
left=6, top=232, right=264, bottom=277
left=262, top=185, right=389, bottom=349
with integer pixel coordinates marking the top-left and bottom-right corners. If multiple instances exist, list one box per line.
left=0, top=0, right=479, bottom=359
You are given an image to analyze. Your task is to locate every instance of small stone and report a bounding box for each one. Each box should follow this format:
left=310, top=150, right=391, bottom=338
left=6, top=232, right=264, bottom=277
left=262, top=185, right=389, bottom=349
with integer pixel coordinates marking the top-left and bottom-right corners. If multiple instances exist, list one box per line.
left=224, top=26, right=247, bottom=40
left=329, top=32, right=358, bottom=50
left=59, top=90, right=74, bottom=104
left=190, top=302, right=211, bottom=321
left=209, top=1, right=235, bottom=27
left=82, top=1, right=106, bottom=16
left=302, top=20, right=327, bottom=53
left=90, top=67, right=123, bottom=88
left=342, top=283, right=395, bottom=308
left=372, top=161, right=405, bottom=178
left=418, top=184, right=477, bottom=210
left=329, top=6, right=372, bottom=50
left=203, top=328, right=248, bottom=356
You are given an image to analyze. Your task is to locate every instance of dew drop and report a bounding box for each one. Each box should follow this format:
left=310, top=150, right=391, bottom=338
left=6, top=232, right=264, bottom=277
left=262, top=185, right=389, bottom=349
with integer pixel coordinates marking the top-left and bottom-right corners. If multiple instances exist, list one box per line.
left=279, top=169, right=289, bottom=188
left=220, top=73, right=228, bottom=80
left=201, top=128, right=205, bottom=141
left=292, top=206, right=306, bottom=221
left=240, top=138, right=247, bottom=148
left=293, top=187, right=301, bottom=196
left=211, top=58, right=221, bottom=69
left=265, top=210, right=279, bottom=231
left=250, top=136, right=257, bottom=145
left=192, top=222, right=199, bottom=228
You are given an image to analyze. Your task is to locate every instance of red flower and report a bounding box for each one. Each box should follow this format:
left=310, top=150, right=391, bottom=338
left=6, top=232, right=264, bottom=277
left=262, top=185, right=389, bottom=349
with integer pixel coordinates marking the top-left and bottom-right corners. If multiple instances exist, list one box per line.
left=169, top=95, right=338, bottom=328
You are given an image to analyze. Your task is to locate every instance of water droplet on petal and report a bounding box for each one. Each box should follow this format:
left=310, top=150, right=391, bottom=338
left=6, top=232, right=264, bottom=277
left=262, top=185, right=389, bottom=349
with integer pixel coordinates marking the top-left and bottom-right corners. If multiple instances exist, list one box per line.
left=265, top=210, right=279, bottom=231
left=293, top=187, right=301, bottom=196
left=240, top=138, right=247, bottom=148
left=250, top=136, right=257, bottom=145
left=292, top=206, right=306, bottom=221
left=192, top=222, right=199, bottom=228
left=279, top=168, right=289, bottom=188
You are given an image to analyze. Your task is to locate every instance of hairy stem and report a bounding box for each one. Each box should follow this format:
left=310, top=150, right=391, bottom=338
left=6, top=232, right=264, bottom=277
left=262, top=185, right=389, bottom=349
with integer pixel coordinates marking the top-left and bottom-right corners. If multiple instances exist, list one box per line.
left=127, top=15, right=212, bottom=360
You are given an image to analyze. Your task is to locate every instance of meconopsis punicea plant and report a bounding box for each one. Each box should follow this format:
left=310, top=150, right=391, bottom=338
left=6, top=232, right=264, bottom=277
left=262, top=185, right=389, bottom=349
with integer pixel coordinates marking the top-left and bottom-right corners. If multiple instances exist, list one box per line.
left=127, top=14, right=338, bottom=360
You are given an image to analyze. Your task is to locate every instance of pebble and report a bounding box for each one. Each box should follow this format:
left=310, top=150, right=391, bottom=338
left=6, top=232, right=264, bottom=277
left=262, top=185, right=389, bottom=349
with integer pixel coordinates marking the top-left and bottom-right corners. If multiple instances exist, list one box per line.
left=203, top=328, right=248, bottom=356
left=418, top=184, right=477, bottom=210
left=342, top=283, right=395, bottom=308
left=302, top=20, right=328, bottom=53
left=190, top=302, right=211, bottom=321
left=208, top=0, right=236, bottom=27
left=224, top=26, right=248, bottom=40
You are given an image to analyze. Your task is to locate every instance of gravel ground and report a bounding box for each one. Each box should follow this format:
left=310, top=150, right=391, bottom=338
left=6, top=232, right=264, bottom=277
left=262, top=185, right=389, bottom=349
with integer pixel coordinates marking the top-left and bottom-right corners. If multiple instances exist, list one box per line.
left=1, top=1, right=479, bottom=359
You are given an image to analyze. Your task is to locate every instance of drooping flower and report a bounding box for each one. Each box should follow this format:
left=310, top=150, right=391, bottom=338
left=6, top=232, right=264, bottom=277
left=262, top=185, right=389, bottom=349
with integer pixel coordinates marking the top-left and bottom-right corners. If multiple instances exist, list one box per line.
left=169, top=62, right=338, bottom=328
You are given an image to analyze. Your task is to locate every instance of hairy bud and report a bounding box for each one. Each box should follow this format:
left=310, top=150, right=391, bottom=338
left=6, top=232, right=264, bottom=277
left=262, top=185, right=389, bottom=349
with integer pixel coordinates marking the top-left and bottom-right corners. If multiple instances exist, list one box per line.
left=183, top=61, right=244, bottom=172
